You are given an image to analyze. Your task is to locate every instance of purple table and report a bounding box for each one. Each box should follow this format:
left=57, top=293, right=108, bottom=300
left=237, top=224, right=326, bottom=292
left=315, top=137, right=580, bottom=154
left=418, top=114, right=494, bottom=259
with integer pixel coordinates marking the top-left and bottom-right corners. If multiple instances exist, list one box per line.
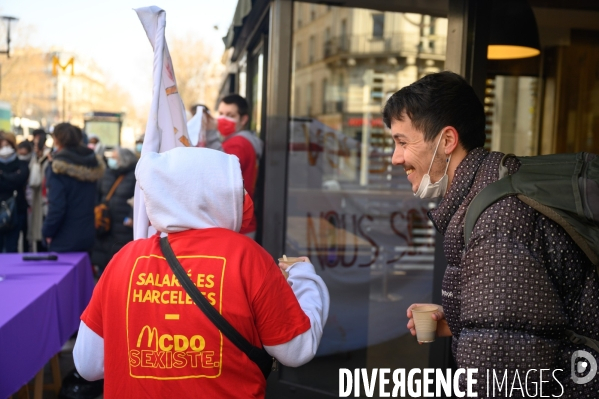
left=0, top=253, right=95, bottom=399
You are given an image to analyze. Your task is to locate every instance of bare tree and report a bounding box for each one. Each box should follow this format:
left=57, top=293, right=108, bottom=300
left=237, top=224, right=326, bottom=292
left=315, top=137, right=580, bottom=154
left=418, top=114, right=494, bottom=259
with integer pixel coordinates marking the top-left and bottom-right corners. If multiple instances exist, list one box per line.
left=0, top=47, right=53, bottom=121
left=168, top=34, right=224, bottom=113
left=0, top=44, right=144, bottom=135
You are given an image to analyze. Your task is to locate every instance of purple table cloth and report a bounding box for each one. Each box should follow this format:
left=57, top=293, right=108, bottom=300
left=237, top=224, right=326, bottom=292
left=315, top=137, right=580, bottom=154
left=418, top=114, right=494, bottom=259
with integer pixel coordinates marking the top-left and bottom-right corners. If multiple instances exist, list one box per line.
left=0, top=253, right=95, bottom=399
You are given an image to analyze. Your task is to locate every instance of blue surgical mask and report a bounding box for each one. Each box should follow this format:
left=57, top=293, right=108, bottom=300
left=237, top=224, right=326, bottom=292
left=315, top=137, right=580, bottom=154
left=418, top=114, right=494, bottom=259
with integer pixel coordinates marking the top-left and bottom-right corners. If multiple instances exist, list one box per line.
left=136, top=143, right=143, bottom=153
left=107, top=158, right=118, bottom=169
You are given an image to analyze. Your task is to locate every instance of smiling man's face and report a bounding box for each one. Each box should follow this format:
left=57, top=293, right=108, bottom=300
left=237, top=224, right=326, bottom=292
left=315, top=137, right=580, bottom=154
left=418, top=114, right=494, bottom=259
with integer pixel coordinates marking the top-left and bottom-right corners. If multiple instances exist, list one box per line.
left=390, top=114, right=448, bottom=194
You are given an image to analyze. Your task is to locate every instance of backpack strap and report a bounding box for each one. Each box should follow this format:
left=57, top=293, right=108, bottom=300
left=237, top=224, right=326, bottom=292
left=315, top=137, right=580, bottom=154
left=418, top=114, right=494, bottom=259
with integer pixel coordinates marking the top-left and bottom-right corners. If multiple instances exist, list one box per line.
left=498, top=153, right=515, bottom=179
left=464, top=154, right=517, bottom=246
left=464, top=176, right=516, bottom=247
left=105, top=175, right=125, bottom=202
left=159, top=236, right=274, bottom=380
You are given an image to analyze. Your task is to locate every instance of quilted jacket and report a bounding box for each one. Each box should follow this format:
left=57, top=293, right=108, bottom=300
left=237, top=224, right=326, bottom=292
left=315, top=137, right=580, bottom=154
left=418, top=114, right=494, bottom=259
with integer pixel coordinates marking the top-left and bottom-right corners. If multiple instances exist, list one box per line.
left=428, top=147, right=599, bottom=398
left=91, top=161, right=137, bottom=270
left=42, top=146, right=105, bottom=252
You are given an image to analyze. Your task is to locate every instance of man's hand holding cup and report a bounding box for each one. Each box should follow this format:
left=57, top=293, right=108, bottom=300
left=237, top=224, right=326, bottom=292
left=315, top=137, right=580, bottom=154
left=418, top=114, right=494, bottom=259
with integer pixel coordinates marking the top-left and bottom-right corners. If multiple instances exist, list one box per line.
left=407, top=303, right=452, bottom=343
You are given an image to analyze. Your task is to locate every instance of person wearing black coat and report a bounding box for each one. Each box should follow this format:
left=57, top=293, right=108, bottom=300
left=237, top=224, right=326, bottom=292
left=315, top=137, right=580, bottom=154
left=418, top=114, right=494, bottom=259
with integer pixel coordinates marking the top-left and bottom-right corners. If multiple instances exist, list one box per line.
left=42, top=123, right=105, bottom=253
left=0, top=132, right=29, bottom=253
left=91, top=147, right=137, bottom=271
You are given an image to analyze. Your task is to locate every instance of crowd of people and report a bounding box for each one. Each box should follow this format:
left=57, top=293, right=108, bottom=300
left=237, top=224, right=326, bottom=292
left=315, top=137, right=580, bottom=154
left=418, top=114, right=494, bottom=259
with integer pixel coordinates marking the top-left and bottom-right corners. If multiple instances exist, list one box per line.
left=0, top=124, right=139, bottom=274
left=0, top=94, right=262, bottom=276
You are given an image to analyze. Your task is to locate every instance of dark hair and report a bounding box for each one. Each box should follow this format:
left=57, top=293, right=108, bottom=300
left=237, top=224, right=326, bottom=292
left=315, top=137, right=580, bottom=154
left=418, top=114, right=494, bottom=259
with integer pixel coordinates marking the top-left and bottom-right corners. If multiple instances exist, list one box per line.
left=32, top=129, right=46, bottom=139
left=220, top=94, right=249, bottom=117
left=382, top=71, right=486, bottom=151
left=17, top=140, right=33, bottom=153
left=53, top=123, right=82, bottom=148
left=32, top=129, right=47, bottom=151
left=0, top=131, right=16, bottom=149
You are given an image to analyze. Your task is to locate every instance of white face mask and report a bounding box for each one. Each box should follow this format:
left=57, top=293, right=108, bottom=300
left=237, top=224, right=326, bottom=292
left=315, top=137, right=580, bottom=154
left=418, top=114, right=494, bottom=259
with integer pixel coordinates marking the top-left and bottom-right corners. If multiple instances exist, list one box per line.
left=414, top=133, right=451, bottom=199
left=0, top=146, right=15, bottom=158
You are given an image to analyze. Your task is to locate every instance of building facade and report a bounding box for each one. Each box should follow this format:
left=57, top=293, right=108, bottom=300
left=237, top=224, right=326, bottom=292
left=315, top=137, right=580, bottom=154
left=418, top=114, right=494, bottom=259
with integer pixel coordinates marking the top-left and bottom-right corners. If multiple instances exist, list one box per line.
left=1, top=49, right=142, bottom=143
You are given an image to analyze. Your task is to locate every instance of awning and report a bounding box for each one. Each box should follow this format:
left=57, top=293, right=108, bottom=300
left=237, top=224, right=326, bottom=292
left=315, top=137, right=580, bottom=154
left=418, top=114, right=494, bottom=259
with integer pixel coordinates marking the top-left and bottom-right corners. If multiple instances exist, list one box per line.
left=222, top=0, right=253, bottom=49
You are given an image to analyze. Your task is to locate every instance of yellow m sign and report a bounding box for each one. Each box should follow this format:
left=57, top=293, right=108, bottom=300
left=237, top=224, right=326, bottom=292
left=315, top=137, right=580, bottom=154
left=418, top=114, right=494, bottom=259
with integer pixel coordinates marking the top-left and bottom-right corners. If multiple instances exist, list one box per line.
left=52, top=56, right=74, bottom=76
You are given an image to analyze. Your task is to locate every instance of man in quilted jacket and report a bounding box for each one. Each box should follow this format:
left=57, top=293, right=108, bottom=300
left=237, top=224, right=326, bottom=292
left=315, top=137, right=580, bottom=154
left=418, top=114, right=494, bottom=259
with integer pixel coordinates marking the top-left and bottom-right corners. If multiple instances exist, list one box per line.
left=385, top=71, right=599, bottom=398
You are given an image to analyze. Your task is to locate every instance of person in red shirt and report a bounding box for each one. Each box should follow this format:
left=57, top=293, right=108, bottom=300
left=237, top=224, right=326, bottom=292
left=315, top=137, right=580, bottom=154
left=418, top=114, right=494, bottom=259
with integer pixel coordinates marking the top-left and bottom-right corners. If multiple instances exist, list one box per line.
left=216, top=94, right=263, bottom=238
left=73, top=147, right=329, bottom=399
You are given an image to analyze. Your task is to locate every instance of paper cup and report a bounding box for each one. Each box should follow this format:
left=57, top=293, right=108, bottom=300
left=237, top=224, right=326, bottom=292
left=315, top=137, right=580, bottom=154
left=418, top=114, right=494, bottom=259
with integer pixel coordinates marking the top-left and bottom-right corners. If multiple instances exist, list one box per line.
left=412, top=305, right=439, bottom=343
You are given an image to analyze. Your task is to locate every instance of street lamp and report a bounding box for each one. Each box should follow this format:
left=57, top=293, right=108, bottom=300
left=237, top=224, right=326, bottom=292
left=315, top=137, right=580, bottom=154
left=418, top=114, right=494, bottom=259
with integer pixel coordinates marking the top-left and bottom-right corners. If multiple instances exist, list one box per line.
left=0, top=16, right=19, bottom=58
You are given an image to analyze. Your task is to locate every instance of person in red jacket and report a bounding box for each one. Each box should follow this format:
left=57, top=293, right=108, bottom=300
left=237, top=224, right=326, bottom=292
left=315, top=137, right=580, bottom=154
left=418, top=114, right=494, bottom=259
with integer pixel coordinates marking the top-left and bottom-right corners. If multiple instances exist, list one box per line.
left=216, top=94, right=263, bottom=238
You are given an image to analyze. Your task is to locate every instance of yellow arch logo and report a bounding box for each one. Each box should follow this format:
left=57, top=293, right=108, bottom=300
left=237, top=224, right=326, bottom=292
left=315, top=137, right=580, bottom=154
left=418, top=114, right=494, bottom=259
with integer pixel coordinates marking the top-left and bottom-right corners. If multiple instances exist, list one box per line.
left=137, top=325, right=159, bottom=351
left=52, top=56, right=74, bottom=76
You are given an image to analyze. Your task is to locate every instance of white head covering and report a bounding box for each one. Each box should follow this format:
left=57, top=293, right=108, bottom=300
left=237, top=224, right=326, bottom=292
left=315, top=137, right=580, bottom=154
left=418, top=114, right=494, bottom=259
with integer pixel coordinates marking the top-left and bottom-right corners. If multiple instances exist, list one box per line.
left=135, top=147, right=243, bottom=233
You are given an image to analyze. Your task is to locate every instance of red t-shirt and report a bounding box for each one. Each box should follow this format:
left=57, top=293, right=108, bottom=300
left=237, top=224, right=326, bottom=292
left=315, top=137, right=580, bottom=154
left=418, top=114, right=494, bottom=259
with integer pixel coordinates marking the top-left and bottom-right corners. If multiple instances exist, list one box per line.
left=81, top=228, right=310, bottom=398
left=222, top=135, right=257, bottom=198
left=223, top=136, right=258, bottom=234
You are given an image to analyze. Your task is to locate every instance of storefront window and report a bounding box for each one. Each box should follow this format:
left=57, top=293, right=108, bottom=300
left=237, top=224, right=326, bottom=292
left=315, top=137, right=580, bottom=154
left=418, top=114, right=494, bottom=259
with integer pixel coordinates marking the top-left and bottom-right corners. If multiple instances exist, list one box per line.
left=283, top=2, right=448, bottom=395
left=484, top=76, right=539, bottom=156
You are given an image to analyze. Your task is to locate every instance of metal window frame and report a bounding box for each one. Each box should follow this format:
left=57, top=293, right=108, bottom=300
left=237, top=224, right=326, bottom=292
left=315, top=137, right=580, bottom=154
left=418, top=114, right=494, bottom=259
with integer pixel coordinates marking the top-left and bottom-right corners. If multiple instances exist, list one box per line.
left=260, top=0, right=294, bottom=258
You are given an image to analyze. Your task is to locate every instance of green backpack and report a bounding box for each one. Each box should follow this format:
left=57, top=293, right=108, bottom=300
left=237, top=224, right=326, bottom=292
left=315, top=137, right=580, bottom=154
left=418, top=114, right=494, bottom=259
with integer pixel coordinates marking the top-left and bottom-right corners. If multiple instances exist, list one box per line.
left=464, top=151, right=599, bottom=352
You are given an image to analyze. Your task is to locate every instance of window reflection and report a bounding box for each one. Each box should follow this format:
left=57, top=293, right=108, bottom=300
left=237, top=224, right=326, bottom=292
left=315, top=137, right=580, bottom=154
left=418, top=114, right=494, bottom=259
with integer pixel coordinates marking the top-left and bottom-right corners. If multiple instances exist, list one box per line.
left=484, top=76, right=539, bottom=156
left=284, top=2, right=448, bottom=395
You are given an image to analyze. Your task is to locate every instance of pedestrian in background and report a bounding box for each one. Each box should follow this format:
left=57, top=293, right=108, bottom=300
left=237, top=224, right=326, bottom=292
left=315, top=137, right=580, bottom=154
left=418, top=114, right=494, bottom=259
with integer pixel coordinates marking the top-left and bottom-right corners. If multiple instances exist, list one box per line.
left=87, top=134, right=107, bottom=165
left=16, top=140, right=33, bottom=252
left=0, top=131, right=29, bottom=253
left=91, top=147, right=137, bottom=273
left=28, top=129, right=52, bottom=252
left=42, top=123, right=105, bottom=253
left=134, top=135, right=144, bottom=157
left=216, top=94, right=263, bottom=238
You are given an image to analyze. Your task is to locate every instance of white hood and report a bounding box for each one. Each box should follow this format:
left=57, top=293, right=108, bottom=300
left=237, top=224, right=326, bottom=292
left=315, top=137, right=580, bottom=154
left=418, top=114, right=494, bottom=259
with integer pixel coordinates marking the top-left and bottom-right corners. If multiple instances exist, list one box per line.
left=135, top=147, right=243, bottom=234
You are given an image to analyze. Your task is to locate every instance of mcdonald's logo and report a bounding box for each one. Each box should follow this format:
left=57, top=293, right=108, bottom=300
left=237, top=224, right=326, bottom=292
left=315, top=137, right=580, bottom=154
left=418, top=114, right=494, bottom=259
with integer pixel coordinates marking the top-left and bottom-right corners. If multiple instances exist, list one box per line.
left=52, top=56, right=74, bottom=76
left=137, top=325, right=159, bottom=351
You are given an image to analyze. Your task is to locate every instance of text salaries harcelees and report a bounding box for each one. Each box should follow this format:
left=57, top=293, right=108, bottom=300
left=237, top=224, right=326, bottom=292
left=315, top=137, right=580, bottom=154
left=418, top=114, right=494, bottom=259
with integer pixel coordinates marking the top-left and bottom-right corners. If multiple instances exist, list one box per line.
left=133, top=272, right=217, bottom=306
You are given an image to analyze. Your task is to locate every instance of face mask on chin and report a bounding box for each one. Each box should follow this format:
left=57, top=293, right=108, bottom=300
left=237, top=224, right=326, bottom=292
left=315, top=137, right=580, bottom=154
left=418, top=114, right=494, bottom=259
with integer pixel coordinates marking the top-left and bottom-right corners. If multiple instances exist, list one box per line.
left=414, top=133, right=452, bottom=199
left=217, top=116, right=238, bottom=137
